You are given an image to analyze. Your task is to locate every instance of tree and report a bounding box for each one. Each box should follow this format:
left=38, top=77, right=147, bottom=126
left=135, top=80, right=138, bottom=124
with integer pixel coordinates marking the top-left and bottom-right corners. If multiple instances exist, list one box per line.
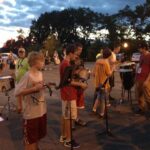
left=29, top=8, right=98, bottom=45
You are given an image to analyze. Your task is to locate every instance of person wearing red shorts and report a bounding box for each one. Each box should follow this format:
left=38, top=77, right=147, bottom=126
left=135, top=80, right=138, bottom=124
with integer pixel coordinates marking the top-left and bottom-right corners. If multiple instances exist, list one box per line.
left=15, top=52, right=46, bottom=150
left=74, top=43, right=87, bottom=126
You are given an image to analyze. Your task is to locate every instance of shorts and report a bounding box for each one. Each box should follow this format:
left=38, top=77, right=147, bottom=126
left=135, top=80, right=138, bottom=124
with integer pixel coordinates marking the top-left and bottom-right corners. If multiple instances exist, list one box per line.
left=62, top=100, right=77, bottom=120
left=76, top=89, right=85, bottom=109
left=23, top=114, right=47, bottom=144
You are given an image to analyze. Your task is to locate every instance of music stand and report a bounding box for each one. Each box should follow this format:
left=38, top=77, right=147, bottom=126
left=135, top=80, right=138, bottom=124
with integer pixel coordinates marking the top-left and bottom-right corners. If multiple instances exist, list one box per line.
left=0, top=89, right=17, bottom=120
left=97, top=77, right=114, bottom=137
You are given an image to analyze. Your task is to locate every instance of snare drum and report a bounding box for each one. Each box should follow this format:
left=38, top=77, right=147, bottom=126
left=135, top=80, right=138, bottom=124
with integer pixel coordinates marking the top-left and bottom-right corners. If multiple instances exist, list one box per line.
left=0, top=76, right=15, bottom=92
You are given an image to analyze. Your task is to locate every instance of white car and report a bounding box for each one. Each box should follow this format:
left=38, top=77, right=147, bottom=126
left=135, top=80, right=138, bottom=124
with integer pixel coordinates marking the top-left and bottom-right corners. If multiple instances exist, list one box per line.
left=0, top=53, right=18, bottom=64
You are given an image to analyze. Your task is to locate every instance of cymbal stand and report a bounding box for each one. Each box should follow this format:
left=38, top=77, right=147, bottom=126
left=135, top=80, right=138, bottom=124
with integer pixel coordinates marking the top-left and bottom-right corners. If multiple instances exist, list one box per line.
left=0, top=89, right=16, bottom=120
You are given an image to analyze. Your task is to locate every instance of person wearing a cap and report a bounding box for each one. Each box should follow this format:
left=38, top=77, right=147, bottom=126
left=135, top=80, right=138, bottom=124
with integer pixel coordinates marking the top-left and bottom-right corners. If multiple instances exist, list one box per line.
left=15, top=47, right=29, bottom=113
left=135, top=42, right=150, bottom=114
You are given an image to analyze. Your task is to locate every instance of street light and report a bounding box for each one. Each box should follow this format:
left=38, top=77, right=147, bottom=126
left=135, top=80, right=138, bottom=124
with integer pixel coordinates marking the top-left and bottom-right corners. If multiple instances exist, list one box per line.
left=123, top=42, right=128, bottom=48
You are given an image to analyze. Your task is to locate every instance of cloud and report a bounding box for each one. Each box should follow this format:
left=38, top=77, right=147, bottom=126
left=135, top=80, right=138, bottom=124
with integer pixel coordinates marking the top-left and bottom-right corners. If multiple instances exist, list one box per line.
left=0, top=0, right=146, bottom=47
left=0, top=0, right=145, bottom=27
left=0, top=26, right=29, bottom=47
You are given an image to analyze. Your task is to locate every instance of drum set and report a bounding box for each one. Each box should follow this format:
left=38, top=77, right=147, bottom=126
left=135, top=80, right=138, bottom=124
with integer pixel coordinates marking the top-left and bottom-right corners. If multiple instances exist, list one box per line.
left=0, top=76, right=16, bottom=120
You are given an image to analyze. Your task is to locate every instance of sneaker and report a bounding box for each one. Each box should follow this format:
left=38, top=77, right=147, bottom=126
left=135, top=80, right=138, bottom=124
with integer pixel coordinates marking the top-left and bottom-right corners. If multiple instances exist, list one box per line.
left=75, top=119, right=87, bottom=126
left=99, top=113, right=105, bottom=119
left=59, top=136, right=66, bottom=143
left=64, top=140, right=80, bottom=148
left=107, top=103, right=111, bottom=107
left=134, top=108, right=145, bottom=115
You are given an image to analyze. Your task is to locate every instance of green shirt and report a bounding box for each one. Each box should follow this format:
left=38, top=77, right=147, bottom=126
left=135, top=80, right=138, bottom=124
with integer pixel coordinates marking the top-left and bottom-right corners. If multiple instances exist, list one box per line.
left=15, top=58, right=29, bottom=83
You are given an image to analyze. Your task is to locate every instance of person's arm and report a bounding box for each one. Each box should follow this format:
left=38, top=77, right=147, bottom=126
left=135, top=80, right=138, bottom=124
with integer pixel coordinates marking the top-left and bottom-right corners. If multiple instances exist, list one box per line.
left=105, top=61, right=113, bottom=77
left=70, top=80, right=87, bottom=90
left=144, top=73, right=150, bottom=87
left=16, top=83, right=44, bottom=96
left=14, top=73, right=44, bottom=97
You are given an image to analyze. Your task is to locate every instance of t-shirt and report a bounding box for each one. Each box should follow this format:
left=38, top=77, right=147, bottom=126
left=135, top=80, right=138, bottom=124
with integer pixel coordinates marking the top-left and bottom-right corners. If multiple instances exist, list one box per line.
left=60, top=59, right=77, bottom=101
left=93, top=59, right=111, bottom=89
left=15, top=58, right=29, bottom=83
left=136, top=53, right=150, bottom=82
left=109, top=51, right=116, bottom=71
left=14, top=71, right=46, bottom=120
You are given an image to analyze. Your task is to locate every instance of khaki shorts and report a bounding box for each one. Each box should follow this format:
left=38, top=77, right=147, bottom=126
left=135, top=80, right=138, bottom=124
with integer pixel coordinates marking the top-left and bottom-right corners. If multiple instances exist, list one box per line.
left=62, top=100, right=77, bottom=120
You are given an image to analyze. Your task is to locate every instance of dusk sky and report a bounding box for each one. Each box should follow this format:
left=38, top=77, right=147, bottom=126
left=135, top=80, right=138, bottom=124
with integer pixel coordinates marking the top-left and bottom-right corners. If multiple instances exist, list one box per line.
left=0, top=0, right=146, bottom=47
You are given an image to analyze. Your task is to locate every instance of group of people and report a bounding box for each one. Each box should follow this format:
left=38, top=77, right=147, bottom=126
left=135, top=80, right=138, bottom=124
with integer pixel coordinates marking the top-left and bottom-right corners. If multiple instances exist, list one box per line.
left=13, top=43, right=87, bottom=150
left=1, top=40, right=149, bottom=150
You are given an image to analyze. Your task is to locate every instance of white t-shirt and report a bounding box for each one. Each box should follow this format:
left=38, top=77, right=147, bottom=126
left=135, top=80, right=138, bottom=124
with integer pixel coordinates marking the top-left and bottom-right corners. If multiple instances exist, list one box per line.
left=109, top=52, right=117, bottom=71
left=15, top=71, right=46, bottom=119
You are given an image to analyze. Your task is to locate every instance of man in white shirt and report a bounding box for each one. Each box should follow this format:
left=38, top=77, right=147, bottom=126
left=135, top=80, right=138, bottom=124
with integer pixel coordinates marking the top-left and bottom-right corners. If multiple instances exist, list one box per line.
left=109, top=43, right=121, bottom=100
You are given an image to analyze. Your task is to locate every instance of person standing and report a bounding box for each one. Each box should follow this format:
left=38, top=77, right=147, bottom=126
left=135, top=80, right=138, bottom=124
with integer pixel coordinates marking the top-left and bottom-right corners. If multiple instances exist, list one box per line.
left=59, top=44, right=87, bottom=148
left=108, top=43, right=121, bottom=100
left=15, top=51, right=46, bottom=150
left=135, top=42, right=150, bottom=114
left=92, top=48, right=112, bottom=117
left=15, top=48, right=29, bottom=113
left=74, top=43, right=87, bottom=126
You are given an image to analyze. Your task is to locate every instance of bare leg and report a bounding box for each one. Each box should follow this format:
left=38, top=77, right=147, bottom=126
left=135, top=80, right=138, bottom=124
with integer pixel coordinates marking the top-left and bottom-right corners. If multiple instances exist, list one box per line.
left=65, top=119, right=71, bottom=142
left=25, top=143, right=38, bottom=150
left=61, top=116, right=66, bottom=138
left=93, top=99, right=99, bottom=112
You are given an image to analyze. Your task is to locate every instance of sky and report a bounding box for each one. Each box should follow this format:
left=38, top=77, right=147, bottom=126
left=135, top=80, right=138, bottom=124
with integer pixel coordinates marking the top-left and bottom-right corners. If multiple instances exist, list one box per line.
left=0, top=0, right=146, bottom=47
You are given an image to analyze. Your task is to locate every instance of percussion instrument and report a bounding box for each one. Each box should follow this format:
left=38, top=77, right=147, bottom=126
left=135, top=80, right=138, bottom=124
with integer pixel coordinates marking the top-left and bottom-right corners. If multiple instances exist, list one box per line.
left=73, top=68, right=91, bottom=83
left=119, top=62, right=136, bottom=90
left=0, top=76, right=15, bottom=92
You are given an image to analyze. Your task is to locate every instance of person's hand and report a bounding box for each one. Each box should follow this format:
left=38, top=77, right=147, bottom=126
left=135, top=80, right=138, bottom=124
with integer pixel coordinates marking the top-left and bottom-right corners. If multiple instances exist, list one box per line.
left=143, top=80, right=148, bottom=88
left=80, top=82, right=88, bottom=90
left=34, top=82, right=45, bottom=91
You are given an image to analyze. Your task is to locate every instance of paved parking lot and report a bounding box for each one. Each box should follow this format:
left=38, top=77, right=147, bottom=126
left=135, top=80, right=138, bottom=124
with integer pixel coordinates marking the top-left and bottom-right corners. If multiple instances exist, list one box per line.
left=0, top=63, right=150, bottom=150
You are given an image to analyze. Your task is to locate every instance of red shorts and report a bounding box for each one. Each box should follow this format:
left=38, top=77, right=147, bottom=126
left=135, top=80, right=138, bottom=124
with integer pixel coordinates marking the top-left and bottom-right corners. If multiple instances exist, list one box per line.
left=76, top=89, right=85, bottom=109
left=23, top=114, right=47, bottom=144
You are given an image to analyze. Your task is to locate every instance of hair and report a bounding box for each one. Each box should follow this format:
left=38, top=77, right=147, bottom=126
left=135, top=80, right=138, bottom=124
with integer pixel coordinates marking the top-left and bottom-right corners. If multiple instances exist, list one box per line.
left=103, top=48, right=112, bottom=58
left=28, top=51, right=44, bottom=67
left=66, top=44, right=76, bottom=55
left=75, top=42, right=83, bottom=49
left=138, top=41, right=149, bottom=50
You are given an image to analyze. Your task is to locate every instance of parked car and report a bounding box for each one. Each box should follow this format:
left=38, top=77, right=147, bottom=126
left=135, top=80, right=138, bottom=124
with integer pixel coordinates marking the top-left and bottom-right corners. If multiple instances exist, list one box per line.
left=1, top=53, right=18, bottom=63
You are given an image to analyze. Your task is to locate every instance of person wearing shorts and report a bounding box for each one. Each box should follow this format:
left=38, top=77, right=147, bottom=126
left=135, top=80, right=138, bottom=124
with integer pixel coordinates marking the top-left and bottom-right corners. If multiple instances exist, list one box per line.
left=59, top=44, right=87, bottom=149
left=15, top=51, right=46, bottom=150
left=92, top=48, right=112, bottom=117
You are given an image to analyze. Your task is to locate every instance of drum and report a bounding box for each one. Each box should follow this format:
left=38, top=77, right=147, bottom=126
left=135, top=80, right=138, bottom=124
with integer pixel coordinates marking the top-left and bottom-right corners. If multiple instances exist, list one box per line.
left=0, top=76, right=15, bottom=92
left=73, top=68, right=91, bottom=82
left=119, top=62, right=136, bottom=90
